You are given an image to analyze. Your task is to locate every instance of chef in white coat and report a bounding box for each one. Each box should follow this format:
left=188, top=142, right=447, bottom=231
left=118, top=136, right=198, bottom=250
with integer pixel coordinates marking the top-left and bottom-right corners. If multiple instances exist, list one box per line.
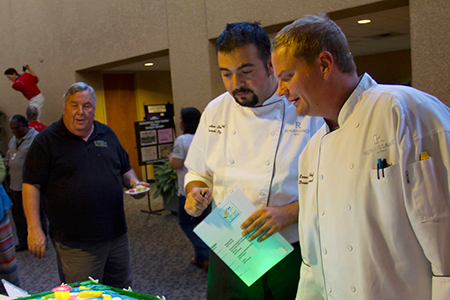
left=184, top=22, right=323, bottom=299
left=271, top=14, right=450, bottom=300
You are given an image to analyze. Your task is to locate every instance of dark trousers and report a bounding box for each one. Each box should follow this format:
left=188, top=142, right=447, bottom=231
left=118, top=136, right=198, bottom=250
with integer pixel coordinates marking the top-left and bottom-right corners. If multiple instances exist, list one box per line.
left=53, top=233, right=132, bottom=289
left=207, top=242, right=301, bottom=300
left=177, top=195, right=211, bottom=265
left=11, top=191, right=48, bottom=247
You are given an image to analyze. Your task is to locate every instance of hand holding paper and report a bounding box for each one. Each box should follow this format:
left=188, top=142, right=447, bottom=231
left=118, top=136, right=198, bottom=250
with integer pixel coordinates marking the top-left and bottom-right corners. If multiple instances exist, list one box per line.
left=193, top=189, right=294, bottom=286
left=240, top=201, right=299, bottom=242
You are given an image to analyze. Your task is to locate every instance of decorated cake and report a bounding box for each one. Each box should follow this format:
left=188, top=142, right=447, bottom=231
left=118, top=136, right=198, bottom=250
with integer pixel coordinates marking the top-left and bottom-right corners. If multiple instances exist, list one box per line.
left=15, top=280, right=163, bottom=300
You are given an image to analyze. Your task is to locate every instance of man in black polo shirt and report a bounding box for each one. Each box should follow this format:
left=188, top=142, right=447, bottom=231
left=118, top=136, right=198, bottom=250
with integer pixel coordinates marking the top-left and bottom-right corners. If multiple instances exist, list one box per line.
left=22, top=82, right=148, bottom=288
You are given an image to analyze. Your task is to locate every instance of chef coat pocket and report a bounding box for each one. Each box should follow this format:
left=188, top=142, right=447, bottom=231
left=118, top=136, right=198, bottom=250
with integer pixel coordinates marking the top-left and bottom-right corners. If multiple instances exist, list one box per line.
left=432, top=276, right=450, bottom=299
left=407, top=157, right=449, bottom=223
left=298, top=261, right=324, bottom=300
left=369, top=163, right=403, bottom=209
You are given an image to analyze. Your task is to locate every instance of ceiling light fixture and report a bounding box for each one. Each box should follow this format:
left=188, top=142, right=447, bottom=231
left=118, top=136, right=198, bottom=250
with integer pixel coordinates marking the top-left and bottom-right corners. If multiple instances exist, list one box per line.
left=357, top=19, right=371, bottom=24
left=144, top=62, right=154, bottom=67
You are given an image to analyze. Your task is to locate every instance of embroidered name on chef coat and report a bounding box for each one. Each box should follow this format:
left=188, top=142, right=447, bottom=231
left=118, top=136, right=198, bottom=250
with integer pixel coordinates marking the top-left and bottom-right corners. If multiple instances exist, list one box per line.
left=299, top=173, right=314, bottom=185
left=94, top=140, right=108, bottom=147
left=208, top=124, right=226, bottom=135
left=362, top=134, right=396, bottom=156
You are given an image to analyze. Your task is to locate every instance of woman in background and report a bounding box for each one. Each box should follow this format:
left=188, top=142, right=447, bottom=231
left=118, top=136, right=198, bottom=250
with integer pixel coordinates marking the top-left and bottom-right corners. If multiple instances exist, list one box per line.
left=0, top=153, right=20, bottom=294
left=168, top=107, right=210, bottom=271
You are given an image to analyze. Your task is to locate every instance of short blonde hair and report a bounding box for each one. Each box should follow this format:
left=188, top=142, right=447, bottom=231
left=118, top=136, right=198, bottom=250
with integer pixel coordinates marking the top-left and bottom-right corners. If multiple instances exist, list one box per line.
left=272, top=14, right=356, bottom=74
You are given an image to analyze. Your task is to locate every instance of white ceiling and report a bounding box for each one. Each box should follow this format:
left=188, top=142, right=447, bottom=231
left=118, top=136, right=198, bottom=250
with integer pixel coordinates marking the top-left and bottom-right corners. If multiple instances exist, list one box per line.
left=336, top=6, right=410, bottom=57
left=104, top=6, right=410, bottom=72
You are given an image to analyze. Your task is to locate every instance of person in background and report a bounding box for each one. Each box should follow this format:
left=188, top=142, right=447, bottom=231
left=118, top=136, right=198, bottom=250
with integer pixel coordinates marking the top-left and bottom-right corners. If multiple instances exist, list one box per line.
left=5, top=115, right=47, bottom=252
left=22, top=82, right=148, bottom=288
left=0, top=154, right=19, bottom=294
left=4, top=65, right=45, bottom=120
left=183, top=22, right=323, bottom=299
left=168, top=107, right=210, bottom=271
left=271, top=13, right=450, bottom=299
left=26, top=106, right=46, bottom=132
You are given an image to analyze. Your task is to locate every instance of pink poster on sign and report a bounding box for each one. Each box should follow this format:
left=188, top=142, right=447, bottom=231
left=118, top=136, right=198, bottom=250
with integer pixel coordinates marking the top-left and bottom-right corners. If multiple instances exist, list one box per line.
left=158, top=128, right=173, bottom=144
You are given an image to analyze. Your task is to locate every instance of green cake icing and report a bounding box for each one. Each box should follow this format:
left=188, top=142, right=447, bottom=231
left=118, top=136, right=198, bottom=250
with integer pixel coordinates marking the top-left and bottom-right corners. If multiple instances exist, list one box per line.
left=17, top=280, right=161, bottom=300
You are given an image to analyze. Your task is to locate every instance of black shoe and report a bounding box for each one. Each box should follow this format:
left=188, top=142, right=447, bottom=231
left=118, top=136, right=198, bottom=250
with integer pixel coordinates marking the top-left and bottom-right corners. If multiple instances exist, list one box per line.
left=15, top=244, right=28, bottom=252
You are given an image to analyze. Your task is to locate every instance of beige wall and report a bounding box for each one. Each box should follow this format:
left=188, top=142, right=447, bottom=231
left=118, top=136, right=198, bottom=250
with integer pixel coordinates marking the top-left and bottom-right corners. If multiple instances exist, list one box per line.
left=1, top=0, right=450, bottom=152
left=410, top=0, right=450, bottom=105
left=354, top=50, right=411, bottom=85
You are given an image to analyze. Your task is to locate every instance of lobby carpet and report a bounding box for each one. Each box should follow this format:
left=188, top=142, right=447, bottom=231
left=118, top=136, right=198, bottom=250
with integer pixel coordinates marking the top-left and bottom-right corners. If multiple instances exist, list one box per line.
left=12, top=192, right=208, bottom=300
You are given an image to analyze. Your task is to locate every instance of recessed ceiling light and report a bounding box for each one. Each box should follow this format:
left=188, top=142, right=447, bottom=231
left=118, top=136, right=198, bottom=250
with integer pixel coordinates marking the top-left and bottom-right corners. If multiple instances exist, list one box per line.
left=144, top=62, right=154, bottom=67
left=357, top=19, right=371, bottom=24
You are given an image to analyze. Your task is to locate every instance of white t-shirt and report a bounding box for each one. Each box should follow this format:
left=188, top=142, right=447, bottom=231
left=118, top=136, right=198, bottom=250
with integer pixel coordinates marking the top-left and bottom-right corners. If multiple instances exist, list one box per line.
left=172, top=134, right=194, bottom=196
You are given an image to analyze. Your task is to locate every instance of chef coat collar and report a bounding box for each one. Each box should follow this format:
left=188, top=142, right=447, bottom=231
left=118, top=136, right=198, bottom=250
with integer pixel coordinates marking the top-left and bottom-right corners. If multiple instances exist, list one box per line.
left=261, top=91, right=284, bottom=106
left=231, top=91, right=284, bottom=108
left=336, top=73, right=378, bottom=128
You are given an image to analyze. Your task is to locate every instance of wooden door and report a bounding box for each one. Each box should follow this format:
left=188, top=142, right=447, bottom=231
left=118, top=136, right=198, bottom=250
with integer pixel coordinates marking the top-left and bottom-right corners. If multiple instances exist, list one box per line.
left=102, top=74, right=142, bottom=179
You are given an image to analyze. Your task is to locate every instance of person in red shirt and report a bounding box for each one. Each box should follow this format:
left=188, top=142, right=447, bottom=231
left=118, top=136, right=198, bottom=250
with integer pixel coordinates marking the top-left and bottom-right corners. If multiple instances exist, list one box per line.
left=26, top=106, right=46, bottom=132
left=5, top=65, right=45, bottom=121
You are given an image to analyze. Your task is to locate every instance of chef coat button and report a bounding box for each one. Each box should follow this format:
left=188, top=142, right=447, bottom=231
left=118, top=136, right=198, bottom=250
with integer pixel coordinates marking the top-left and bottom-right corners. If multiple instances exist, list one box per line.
left=321, top=209, right=325, bottom=216
left=347, top=245, right=353, bottom=252
left=271, top=131, right=276, bottom=136
left=323, top=248, right=327, bottom=255
left=328, top=286, right=332, bottom=293
left=230, top=160, right=235, bottom=164
left=320, top=174, right=324, bottom=180
left=232, top=130, right=236, bottom=135
left=350, top=286, right=356, bottom=293
left=355, top=122, right=360, bottom=128
left=265, top=160, right=270, bottom=166
left=259, top=191, right=266, bottom=197
left=347, top=204, right=352, bottom=211
left=230, top=189, right=234, bottom=193
left=349, top=163, right=354, bottom=169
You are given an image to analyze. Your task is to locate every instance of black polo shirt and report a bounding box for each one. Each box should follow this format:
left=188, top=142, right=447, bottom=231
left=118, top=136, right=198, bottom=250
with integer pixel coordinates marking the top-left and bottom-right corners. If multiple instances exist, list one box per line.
left=23, top=118, right=131, bottom=242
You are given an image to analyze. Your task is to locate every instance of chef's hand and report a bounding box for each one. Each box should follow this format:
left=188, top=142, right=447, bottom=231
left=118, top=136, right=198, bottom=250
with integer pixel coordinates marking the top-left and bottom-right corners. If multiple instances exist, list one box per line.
left=240, top=202, right=299, bottom=242
left=130, top=181, right=150, bottom=199
left=185, top=187, right=211, bottom=217
left=28, top=227, right=46, bottom=259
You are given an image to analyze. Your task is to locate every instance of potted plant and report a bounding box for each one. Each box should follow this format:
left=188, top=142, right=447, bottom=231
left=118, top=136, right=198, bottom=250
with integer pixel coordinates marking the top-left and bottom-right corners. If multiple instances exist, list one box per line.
left=150, top=161, right=178, bottom=213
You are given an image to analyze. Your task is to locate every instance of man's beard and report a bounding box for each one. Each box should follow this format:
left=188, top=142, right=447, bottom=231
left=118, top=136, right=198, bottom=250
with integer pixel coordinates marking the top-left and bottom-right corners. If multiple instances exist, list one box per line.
left=232, top=88, right=259, bottom=107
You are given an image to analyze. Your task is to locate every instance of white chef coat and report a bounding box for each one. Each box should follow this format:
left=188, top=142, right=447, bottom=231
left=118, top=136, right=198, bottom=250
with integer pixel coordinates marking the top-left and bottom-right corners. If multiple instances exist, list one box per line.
left=185, top=91, right=324, bottom=243
left=297, top=73, right=450, bottom=300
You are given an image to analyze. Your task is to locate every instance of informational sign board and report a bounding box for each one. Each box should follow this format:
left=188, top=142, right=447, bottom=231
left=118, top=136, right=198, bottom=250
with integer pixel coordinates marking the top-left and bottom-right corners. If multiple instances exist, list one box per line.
left=135, top=104, right=175, bottom=165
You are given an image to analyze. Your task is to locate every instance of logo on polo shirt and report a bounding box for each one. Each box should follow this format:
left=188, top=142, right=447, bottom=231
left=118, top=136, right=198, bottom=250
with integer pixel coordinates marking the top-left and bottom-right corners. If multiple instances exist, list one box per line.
left=94, top=140, right=108, bottom=147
